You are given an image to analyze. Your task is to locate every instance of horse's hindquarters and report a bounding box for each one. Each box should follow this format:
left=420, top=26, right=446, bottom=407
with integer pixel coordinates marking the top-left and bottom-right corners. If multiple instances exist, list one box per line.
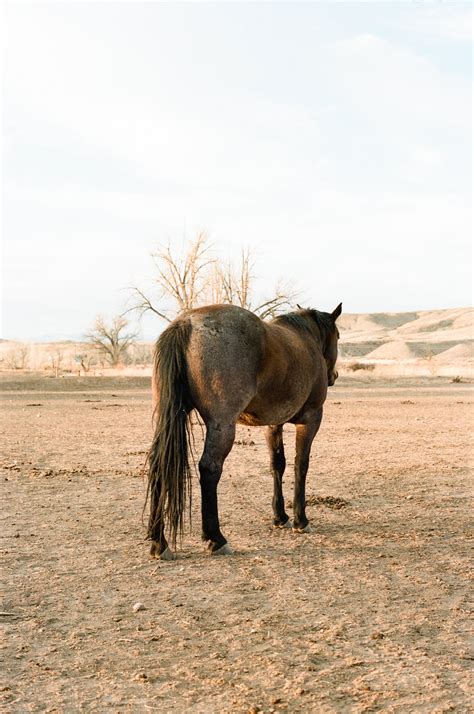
left=185, top=307, right=264, bottom=422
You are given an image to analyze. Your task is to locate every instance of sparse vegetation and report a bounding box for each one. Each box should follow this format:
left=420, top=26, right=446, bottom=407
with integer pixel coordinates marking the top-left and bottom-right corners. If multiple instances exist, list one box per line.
left=425, top=347, right=438, bottom=376
left=346, top=362, right=376, bottom=372
left=85, top=316, right=138, bottom=367
left=5, top=344, right=29, bottom=370
left=369, top=312, right=418, bottom=329
left=419, top=318, right=454, bottom=332
left=125, top=343, right=154, bottom=366
left=74, top=350, right=97, bottom=373
left=47, top=347, right=63, bottom=377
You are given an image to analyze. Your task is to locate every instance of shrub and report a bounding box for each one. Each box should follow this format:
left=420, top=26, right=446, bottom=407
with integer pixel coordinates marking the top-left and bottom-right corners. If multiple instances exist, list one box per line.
left=346, top=362, right=375, bottom=372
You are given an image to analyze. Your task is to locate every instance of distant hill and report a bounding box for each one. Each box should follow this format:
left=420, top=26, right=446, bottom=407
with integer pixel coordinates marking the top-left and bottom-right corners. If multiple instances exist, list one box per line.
left=338, top=307, right=473, bottom=376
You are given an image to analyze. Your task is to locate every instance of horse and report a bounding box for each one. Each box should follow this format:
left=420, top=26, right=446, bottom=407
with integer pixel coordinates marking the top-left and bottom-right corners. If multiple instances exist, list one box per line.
left=146, top=302, right=342, bottom=560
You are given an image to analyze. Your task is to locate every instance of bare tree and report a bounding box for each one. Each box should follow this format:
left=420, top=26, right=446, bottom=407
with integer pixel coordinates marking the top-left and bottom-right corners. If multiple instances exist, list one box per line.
left=47, top=347, right=63, bottom=378
left=208, top=249, right=253, bottom=309
left=74, top=350, right=96, bottom=373
left=5, top=344, right=29, bottom=370
left=86, top=316, right=138, bottom=366
left=253, top=279, right=297, bottom=320
left=130, top=232, right=213, bottom=322
left=127, top=343, right=153, bottom=366
left=129, top=233, right=296, bottom=323
left=208, top=249, right=296, bottom=318
left=18, top=344, right=30, bottom=369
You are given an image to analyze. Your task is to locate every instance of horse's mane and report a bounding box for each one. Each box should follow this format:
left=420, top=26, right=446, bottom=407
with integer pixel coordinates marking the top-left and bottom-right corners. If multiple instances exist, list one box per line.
left=310, top=310, right=335, bottom=337
left=273, top=309, right=334, bottom=340
left=273, top=311, right=313, bottom=333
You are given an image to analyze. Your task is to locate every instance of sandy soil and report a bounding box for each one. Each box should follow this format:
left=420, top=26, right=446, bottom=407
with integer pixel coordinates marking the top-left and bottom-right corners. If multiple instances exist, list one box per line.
left=1, top=373, right=473, bottom=713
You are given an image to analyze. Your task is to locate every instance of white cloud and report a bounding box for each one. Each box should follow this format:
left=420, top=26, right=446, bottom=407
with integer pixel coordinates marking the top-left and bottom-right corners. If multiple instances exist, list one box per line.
left=400, top=5, right=473, bottom=43
left=412, top=147, right=442, bottom=168
left=332, top=32, right=470, bottom=131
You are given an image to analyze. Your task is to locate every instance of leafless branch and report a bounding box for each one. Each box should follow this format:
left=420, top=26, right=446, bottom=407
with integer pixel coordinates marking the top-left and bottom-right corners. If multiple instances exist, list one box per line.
left=124, top=287, right=172, bottom=322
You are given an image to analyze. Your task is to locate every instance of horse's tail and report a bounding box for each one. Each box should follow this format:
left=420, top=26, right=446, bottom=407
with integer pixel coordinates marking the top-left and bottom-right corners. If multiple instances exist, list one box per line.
left=146, top=318, right=193, bottom=547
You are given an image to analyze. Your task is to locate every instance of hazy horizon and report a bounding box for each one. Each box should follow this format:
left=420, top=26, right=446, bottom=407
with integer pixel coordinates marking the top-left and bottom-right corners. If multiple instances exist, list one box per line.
left=2, top=2, right=472, bottom=341
left=1, top=304, right=471, bottom=345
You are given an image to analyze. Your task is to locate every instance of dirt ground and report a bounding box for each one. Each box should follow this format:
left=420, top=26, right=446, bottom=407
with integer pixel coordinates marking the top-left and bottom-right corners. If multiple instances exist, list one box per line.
left=1, top=373, right=473, bottom=713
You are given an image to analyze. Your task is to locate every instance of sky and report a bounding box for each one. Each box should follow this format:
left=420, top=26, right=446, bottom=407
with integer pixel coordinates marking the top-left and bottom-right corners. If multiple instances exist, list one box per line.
left=2, top=1, right=472, bottom=340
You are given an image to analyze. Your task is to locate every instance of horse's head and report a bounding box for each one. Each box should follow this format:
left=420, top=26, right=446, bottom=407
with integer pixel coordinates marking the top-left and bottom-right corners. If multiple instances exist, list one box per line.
left=325, top=303, right=342, bottom=386
left=308, top=303, right=342, bottom=386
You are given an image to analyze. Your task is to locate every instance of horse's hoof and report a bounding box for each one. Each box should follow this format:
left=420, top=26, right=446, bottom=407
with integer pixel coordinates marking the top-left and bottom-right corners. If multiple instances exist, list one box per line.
left=293, top=524, right=312, bottom=534
left=210, top=543, right=233, bottom=556
left=274, top=519, right=293, bottom=529
left=159, top=546, right=176, bottom=561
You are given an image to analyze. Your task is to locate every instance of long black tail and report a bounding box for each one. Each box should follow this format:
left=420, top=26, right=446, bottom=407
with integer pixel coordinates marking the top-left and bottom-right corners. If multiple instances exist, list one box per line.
left=146, top=319, right=193, bottom=547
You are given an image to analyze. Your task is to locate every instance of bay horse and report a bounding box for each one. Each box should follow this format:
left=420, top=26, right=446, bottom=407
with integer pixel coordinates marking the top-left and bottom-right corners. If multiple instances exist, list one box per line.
left=147, top=302, right=342, bottom=560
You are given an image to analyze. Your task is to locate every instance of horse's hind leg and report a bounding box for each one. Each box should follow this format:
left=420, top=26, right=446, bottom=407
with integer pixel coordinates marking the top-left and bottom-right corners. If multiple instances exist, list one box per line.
left=200, top=422, right=236, bottom=555
left=266, top=425, right=291, bottom=527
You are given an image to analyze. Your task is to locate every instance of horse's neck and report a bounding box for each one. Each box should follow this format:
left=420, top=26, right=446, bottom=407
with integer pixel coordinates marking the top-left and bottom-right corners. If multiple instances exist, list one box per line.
left=310, top=322, right=327, bottom=355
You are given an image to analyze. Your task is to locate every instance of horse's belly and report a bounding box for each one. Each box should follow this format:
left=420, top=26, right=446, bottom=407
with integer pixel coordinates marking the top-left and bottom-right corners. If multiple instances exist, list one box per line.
left=238, top=372, right=315, bottom=426
left=238, top=404, right=298, bottom=427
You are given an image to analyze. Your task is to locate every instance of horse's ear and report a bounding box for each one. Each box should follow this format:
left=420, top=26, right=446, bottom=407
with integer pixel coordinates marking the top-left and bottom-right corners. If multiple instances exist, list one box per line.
left=297, top=303, right=303, bottom=310
left=331, top=303, right=342, bottom=321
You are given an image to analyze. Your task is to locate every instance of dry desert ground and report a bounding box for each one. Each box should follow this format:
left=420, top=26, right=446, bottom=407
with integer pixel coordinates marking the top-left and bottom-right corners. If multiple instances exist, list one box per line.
left=1, top=371, right=473, bottom=712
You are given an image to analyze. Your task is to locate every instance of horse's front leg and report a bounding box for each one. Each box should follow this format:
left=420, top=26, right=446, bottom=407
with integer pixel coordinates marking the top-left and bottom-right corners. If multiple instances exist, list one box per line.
left=265, top=425, right=291, bottom=527
left=200, top=422, right=236, bottom=555
left=293, top=408, right=323, bottom=533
